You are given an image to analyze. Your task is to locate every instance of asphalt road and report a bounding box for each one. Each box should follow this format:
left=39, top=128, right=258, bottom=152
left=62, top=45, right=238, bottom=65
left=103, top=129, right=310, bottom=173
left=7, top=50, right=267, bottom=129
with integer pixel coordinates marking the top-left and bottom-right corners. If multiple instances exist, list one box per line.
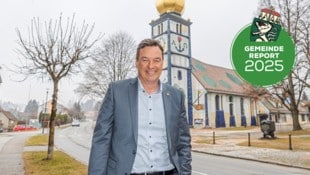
left=55, top=121, right=310, bottom=175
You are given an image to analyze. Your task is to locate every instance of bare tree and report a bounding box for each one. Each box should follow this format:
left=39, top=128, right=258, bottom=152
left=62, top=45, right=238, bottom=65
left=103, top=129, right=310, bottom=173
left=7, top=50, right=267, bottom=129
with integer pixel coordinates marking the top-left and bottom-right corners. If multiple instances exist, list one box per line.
left=294, top=3, right=310, bottom=88
left=75, top=31, right=136, bottom=99
left=15, top=14, right=100, bottom=159
left=259, top=0, right=309, bottom=130
left=68, top=101, right=84, bottom=120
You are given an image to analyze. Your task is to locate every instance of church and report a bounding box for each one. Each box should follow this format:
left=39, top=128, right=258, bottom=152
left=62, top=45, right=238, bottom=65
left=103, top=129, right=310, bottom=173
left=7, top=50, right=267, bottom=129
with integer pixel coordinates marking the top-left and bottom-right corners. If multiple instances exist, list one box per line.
left=150, top=0, right=310, bottom=128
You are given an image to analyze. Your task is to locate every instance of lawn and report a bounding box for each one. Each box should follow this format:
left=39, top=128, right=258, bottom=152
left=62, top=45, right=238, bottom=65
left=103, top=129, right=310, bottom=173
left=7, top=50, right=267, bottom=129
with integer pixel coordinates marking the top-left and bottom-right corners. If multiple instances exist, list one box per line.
left=23, top=151, right=87, bottom=175
left=238, top=128, right=310, bottom=151
left=238, top=137, right=310, bottom=151
left=25, top=134, right=48, bottom=146
left=23, top=134, right=88, bottom=175
left=193, top=127, right=310, bottom=151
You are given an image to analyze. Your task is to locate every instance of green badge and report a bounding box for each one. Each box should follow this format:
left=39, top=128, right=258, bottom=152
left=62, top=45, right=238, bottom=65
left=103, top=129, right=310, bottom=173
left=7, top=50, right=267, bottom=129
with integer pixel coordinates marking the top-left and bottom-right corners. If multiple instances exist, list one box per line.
left=231, top=8, right=295, bottom=87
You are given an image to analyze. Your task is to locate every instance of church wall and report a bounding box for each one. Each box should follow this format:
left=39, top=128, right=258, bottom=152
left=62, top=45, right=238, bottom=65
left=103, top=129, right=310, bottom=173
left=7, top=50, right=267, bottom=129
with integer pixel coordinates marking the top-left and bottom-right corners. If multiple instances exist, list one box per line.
left=191, top=74, right=255, bottom=128
left=171, top=68, right=188, bottom=90
left=191, top=75, right=206, bottom=127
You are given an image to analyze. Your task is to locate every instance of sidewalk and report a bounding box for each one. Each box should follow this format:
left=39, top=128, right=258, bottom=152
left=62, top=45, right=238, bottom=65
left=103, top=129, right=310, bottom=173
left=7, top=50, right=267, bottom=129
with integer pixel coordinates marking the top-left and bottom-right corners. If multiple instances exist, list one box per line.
left=0, top=131, right=43, bottom=175
left=190, top=126, right=310, bottom=170
left=0, top=133, right=28, bottom=175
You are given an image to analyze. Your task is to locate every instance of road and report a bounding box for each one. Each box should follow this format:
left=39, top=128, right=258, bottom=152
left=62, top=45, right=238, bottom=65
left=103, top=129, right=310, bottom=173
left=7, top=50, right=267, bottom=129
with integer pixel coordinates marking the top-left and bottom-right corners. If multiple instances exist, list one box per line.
left=55, top=121, right=310, bottom=175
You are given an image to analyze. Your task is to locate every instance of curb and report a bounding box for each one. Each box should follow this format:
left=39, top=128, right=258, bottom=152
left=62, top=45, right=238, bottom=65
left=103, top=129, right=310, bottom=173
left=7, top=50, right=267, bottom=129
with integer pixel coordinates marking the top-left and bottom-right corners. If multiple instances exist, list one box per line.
left=192, top=149, right=310, bottom=171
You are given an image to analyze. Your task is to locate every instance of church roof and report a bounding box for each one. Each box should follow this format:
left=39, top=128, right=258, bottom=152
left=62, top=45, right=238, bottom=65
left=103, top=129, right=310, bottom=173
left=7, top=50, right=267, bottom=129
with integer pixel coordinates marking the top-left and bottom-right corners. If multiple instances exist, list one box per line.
left=191, top=58, right=252, bottom=96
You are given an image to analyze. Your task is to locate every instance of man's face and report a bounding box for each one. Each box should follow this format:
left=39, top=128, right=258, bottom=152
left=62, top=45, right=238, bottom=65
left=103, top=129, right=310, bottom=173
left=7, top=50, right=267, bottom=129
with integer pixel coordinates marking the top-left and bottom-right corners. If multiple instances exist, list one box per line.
left=136, top=46, right=163, bottom=85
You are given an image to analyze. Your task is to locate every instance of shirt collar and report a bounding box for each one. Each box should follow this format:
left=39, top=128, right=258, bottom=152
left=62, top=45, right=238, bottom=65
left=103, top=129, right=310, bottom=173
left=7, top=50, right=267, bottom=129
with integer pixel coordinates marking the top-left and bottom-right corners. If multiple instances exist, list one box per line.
left=137, top=78, right=162, bottom=94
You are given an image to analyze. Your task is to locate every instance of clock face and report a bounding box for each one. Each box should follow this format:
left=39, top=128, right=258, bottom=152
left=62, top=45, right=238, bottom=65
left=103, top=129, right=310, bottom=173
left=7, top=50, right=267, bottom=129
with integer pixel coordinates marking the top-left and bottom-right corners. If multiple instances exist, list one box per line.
left=171, top=34, right=189, bottom=55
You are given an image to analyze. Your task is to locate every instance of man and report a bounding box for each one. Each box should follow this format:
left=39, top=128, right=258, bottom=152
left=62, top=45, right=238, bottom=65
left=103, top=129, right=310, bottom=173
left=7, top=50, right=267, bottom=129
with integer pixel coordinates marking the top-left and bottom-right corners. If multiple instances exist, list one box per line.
left=88, top=39, right=192, bottom=175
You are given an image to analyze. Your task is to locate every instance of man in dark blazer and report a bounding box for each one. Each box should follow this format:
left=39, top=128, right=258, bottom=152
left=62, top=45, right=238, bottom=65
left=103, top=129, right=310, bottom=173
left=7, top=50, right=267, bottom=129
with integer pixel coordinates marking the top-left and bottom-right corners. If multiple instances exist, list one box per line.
left=88, top=39, right=192, bottom=175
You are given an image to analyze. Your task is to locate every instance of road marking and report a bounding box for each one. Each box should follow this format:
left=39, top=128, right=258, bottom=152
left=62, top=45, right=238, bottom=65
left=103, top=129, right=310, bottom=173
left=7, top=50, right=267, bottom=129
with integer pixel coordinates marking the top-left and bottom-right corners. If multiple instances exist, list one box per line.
left=192, top=170, right=209, bottom=175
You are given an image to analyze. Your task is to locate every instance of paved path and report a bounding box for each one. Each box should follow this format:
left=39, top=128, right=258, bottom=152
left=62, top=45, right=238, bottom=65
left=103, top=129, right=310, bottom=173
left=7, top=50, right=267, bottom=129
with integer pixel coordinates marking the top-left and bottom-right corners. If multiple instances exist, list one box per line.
left=0, top=133, right=27, bottom=175
left=191, top=125, right=310, bottom=170
left=0, top=131, right=40, bottom=175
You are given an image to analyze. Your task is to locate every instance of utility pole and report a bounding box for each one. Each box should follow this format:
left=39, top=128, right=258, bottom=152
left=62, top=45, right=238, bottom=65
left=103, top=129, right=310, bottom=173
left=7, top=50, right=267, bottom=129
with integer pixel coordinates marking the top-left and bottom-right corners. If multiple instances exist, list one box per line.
left=0, top=66, right=2, bottom=85
left=42, top=89, right=48, bottom=134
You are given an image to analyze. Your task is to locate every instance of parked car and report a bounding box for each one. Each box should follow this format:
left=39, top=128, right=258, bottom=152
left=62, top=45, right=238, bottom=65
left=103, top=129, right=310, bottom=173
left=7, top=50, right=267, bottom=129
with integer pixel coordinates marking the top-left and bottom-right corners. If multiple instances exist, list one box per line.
left=13, top=124, right=36, bottom=132
left=71, top=120, right=80, bottom=127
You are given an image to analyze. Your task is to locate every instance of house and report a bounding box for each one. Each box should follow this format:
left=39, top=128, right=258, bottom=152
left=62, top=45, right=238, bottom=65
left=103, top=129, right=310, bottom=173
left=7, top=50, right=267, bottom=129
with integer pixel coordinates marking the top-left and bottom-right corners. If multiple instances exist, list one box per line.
left=191, top=58, right=259, bottom=128
left=38, top=99, right=70, bottom=116
left=255, top=98, right=310, bottom=127
left=0, top=108, right=18, bottom=131
left=190, top=58, right=310, bottom=128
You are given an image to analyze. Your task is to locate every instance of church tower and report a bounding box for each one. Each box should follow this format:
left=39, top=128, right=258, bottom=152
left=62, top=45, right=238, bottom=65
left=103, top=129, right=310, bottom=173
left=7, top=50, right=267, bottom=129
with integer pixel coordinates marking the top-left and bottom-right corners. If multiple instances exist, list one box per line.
left=150, top=0, right=193, bottom=126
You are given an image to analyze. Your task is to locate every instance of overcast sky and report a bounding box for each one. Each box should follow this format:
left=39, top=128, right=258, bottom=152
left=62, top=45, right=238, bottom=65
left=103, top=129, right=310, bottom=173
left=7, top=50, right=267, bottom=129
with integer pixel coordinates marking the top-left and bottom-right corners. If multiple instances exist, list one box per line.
left=0, top=0, right=260, bottom=108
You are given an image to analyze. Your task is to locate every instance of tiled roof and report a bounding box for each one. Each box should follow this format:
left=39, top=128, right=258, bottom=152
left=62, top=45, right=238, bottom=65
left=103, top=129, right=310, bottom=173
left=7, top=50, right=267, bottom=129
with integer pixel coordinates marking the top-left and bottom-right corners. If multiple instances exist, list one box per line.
left=192, top=58, right=252, bottom=96
left=260, top=98, right=309, bottom=114
left=0, top=108, right=18, bottom=121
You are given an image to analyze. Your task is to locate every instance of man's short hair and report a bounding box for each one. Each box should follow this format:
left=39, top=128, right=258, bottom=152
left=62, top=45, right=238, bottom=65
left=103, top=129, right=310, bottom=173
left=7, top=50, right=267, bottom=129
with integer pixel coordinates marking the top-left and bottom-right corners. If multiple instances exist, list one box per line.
left=136, top=39, right=164, bottom=61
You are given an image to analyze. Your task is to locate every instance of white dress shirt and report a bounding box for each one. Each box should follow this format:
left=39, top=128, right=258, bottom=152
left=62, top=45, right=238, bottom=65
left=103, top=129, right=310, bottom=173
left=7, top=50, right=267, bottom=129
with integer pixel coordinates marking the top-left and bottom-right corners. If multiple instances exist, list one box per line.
left=131, top=80, right=175, bottom=173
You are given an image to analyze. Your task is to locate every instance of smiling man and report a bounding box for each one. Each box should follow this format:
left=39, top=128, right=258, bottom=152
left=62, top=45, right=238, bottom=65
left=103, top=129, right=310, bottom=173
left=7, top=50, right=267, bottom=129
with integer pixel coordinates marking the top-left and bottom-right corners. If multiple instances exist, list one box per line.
left=88, top=39, right=192, bottom=175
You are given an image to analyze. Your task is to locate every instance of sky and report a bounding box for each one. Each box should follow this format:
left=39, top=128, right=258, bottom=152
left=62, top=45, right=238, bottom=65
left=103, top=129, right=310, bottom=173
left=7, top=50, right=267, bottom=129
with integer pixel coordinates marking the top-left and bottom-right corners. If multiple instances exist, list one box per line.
left=0, top=0, right=260, bottom=108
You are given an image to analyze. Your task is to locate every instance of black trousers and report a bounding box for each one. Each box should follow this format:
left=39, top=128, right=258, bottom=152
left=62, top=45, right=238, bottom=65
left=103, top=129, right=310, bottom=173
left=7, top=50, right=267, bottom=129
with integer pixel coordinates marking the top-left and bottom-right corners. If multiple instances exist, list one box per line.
left=130, top=168, right=177, bottom=175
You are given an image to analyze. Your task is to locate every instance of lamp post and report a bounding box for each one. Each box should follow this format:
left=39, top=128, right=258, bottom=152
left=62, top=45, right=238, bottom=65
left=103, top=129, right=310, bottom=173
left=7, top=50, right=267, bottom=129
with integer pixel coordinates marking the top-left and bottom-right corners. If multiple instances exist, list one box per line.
left=42, top=89, right=48, bottom=134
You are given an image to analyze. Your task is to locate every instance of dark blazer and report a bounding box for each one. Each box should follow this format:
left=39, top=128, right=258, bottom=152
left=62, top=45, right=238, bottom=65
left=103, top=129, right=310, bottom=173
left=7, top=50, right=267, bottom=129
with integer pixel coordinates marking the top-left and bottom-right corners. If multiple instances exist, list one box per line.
left=88, top=78, right=192, bottom=175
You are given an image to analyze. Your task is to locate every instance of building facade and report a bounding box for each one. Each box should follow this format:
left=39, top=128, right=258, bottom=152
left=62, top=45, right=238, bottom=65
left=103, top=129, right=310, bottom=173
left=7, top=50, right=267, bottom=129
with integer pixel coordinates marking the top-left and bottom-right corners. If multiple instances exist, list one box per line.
left=151, top=0, right=193, bottom=125
left=151, top=0, right=309, bottom=128
left=0, top=108, right=18, bottom=131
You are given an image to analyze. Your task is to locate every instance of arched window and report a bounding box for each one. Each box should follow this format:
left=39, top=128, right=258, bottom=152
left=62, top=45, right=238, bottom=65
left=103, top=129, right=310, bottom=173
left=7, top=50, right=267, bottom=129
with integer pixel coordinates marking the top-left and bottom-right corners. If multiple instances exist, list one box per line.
left=158, top=25, right=161, bottom=35
left=180, top=24, right=182, bottom=34
left=240, top=97, right=245, bottom=115
left=177, top=70, right=182, bottom=80
left=229, top=96, right=234, bottom=116
left=215, top=95, right=220, bottom=111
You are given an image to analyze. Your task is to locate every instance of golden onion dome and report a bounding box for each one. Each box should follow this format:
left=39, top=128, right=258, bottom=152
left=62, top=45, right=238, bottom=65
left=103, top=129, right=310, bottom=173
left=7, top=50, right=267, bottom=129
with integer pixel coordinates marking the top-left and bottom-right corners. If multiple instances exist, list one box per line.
left=156, top=0, right=185, bottom=15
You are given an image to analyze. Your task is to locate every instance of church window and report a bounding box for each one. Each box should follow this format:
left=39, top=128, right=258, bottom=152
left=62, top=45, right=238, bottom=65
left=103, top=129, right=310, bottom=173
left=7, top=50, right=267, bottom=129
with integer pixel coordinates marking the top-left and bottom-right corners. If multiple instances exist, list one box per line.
left=215, top=95, right=220, bottom=111
left=229, top=96, right=234, bottom=116
left=180, top=24, right=182, bottom=34
left=157, top=25, right=161, bottom=35
left=177, top=70, right=182, bottom=80
left=240, top=97, right=245, bottom=115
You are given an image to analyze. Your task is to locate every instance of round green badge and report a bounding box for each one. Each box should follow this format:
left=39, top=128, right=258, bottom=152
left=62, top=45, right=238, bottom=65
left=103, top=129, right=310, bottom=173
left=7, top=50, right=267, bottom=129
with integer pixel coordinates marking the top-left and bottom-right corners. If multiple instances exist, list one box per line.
left=231, top=24, right=295, bottom=86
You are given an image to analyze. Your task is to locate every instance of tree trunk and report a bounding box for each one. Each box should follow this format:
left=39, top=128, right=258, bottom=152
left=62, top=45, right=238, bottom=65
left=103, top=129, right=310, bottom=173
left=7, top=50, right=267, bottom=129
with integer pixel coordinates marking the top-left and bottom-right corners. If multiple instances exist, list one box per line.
left=287, top=75, right=302, bottom=131
left=291, top=108, right=302, bottom=131
left=46, top=81, right=59, bottom=160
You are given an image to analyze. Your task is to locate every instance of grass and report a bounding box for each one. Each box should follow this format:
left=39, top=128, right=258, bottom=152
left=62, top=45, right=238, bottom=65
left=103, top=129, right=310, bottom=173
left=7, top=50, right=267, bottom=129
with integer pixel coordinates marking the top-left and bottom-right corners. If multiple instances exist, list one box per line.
left=193, top=127, right=310, bottom=151
left=239, top=128, right=310, bottom=151
left=25, top=134, right=48, bottom=146
left=219, top=126, right=257, bottom=131
left=194, top=136, right=214, bottom=144
left=23, top=151, right=87, bottom=175
left=238, top=137, right=310, bottom=151
left=276, top=128, right=310, bottom=136
left=23, top=134, right=88, bottom=175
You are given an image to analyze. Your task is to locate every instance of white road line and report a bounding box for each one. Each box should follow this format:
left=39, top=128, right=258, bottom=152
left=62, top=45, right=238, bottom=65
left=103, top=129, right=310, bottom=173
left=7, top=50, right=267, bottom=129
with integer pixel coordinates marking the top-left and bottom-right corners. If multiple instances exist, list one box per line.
left=192, top=170, right=209, bottom=175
